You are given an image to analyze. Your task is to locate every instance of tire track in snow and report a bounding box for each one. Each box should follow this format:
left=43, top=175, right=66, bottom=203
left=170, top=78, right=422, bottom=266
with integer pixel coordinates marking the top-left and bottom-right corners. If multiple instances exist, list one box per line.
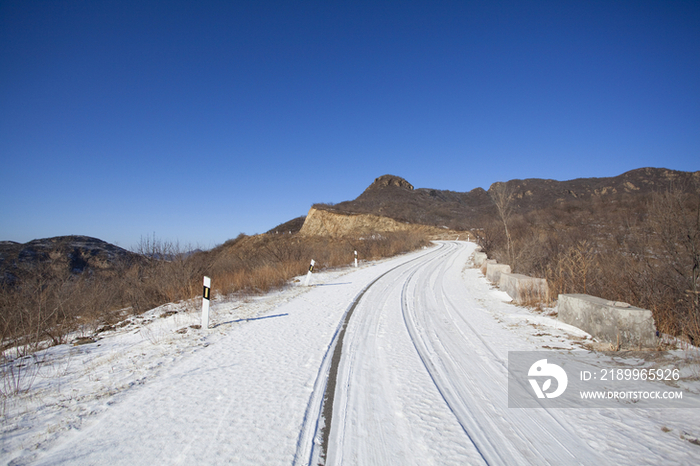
left=400, top=242, right=606, bottom=465
left=321, top=242, right=492, bottom=465
left=317, top=241, right=607, bottom=465
left=326, top=244, right=469, bottom=465
left=293, top=243, right=447, bottom=466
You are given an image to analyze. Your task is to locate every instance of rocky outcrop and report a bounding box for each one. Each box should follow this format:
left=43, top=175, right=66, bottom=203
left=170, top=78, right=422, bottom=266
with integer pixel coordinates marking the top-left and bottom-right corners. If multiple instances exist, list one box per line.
left=299, top=207, right=415, bottom=236
left=364, top=175, right=414, bottom=192
left=298, top=207, right=466, bottom=239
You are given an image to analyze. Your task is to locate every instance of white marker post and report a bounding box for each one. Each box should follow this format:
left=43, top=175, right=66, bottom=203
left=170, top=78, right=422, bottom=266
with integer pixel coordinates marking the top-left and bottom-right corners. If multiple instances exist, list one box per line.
left=304, top=259, right=315, bottom=286
left=354, top=250, right=358, bottom=268
left=202, top=276, right=211, bottom=329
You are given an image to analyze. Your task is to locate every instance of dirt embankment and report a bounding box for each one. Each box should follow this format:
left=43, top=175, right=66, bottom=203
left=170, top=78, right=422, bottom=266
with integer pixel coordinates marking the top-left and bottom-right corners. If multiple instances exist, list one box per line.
left=298, top=207, right=470, bottom=240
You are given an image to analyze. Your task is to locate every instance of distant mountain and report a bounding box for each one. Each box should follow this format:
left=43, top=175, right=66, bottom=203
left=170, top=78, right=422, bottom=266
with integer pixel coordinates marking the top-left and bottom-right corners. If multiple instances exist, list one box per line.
left=5, top=168, right=698, bottom=284
left=310, top=168, right=700, bottom=231
left=0, top=236, right=140, bottom=285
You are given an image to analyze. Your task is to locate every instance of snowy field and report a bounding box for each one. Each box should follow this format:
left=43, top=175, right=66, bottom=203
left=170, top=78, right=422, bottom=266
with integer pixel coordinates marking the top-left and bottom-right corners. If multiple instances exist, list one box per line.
left=2, top=241, right=699, bottom=465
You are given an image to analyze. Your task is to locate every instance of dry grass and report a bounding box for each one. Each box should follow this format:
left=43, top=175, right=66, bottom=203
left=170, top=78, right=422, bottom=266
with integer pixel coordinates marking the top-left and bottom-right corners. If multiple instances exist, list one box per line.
left=203, top=231, right=428, bottom=296
left=518, top=281, right=551, bottom=309
left=0, top=230, right=429, bottom=370
left=478, top=187, right=700, bottom=342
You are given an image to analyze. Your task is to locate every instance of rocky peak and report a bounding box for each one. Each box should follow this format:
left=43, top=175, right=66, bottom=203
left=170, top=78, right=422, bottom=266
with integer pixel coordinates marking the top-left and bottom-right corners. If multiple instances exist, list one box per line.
left=365, top=175, right=414, bottom=192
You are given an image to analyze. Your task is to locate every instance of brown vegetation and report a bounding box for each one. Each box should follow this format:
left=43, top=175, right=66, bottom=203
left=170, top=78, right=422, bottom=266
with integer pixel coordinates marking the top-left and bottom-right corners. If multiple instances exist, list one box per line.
left=476, top=186, right=700, bottom=342
left=4, top=167, right=699, bottom=392
left=316, top=169, right=700, bottom=232
left=204, top=231, right=428, bottom=296
left=0, top=230, right=428, bottom=372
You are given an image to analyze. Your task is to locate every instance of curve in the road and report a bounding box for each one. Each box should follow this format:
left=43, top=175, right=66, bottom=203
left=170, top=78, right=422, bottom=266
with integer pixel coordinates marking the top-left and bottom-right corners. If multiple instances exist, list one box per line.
left=303, top=241, right=606, bottom=465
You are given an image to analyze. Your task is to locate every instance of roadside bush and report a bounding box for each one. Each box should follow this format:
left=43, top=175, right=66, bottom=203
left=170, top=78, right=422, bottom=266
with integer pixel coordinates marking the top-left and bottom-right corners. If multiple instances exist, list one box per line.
left=480, top=187, right=700, bottom=341
left=0, top=230, right=429, bottom=362
left=205, top=230, right=428, bottom=296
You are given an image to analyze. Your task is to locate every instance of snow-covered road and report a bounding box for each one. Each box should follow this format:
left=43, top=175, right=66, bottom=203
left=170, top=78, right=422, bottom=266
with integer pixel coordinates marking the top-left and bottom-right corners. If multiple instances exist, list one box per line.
left=4, top=241, right=700, bottom=465
left=326, top=241, right=602, bottom=465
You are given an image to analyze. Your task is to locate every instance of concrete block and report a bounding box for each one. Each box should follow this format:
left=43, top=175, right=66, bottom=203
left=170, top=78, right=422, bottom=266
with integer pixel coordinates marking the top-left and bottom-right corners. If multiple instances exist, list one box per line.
left=558, top=294, right=657, bottom=349
left=499, top=273, right=549, bottom=304
left=480, top=259, right=497, bottom=276
left=486, top=263, right=511, bottom=284
left=472, top=251, right=488, bottom=267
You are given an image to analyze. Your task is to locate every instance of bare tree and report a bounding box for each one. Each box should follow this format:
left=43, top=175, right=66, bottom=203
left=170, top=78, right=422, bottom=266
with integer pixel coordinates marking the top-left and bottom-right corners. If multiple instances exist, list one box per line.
left=489, top=182, right=515, bottom=266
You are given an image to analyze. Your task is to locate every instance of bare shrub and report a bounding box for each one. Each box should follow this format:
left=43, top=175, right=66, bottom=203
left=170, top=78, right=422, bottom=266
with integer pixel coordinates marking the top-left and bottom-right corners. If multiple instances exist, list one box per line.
left=483, top=184, right=700, bottom=342
left=519, top=281, right=551, bottom=309
left=0, top=229, right=428, bottom=372
left=131, top=235, right=204, bottom=304
left=546, top=240, right=597, bottom=296
left=0, top=264, right=75, bottom=353
left=206, top=230, right=428, bottom=296
left=648, top=189, right=700, bottom=318
left=1, top=351, right=42, bottom=399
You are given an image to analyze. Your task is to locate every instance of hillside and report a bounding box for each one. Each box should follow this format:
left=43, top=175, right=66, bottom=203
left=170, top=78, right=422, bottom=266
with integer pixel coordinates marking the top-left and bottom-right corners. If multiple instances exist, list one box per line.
left=265, top=216, right=306, bottom=235
left=6, top=168, right=696, bottom=283
left=0, top=235, right=139, bottom=285
left=310, top=168, right=700, bottom=230
left=300, top=168, right=699, bottom=342
left=299, top=207, right=465, bottom=239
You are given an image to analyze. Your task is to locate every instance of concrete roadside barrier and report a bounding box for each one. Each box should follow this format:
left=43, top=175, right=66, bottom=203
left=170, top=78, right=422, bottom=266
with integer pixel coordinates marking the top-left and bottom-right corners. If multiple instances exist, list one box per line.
left=486, top=263, right=511, bottom=284
left=480, top=259, right=497, bottom=276
left=499, top=273, right=549, bottom=305
left=558, top=294, right=657, bottom=349
left=473, top=251, right=488, bottom=267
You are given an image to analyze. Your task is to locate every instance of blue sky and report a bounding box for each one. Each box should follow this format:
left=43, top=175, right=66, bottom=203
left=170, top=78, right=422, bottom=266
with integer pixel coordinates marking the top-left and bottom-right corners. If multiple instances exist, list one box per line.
left=1, top=1, right=698, bottom=249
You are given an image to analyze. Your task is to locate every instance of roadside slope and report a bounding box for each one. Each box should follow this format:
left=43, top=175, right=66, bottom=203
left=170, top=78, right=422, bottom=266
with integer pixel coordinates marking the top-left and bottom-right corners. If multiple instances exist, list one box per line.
left=18, top=248, right=436, bottom=465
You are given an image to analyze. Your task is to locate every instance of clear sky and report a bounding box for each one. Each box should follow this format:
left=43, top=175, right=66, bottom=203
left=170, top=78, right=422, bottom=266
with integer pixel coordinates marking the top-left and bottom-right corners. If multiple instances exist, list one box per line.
left=1, top=1, right=698, bottom=249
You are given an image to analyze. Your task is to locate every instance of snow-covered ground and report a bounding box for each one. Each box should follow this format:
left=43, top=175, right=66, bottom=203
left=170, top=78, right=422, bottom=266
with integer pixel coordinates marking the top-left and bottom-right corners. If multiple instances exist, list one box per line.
left=2, top=241, right=699, bottom=465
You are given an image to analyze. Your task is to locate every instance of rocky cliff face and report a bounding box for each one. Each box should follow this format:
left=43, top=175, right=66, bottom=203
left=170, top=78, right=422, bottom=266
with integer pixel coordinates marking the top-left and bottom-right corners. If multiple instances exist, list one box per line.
left=299, top=207, right=415, bottom=236
left=298, top=207, right=466, bottom=239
